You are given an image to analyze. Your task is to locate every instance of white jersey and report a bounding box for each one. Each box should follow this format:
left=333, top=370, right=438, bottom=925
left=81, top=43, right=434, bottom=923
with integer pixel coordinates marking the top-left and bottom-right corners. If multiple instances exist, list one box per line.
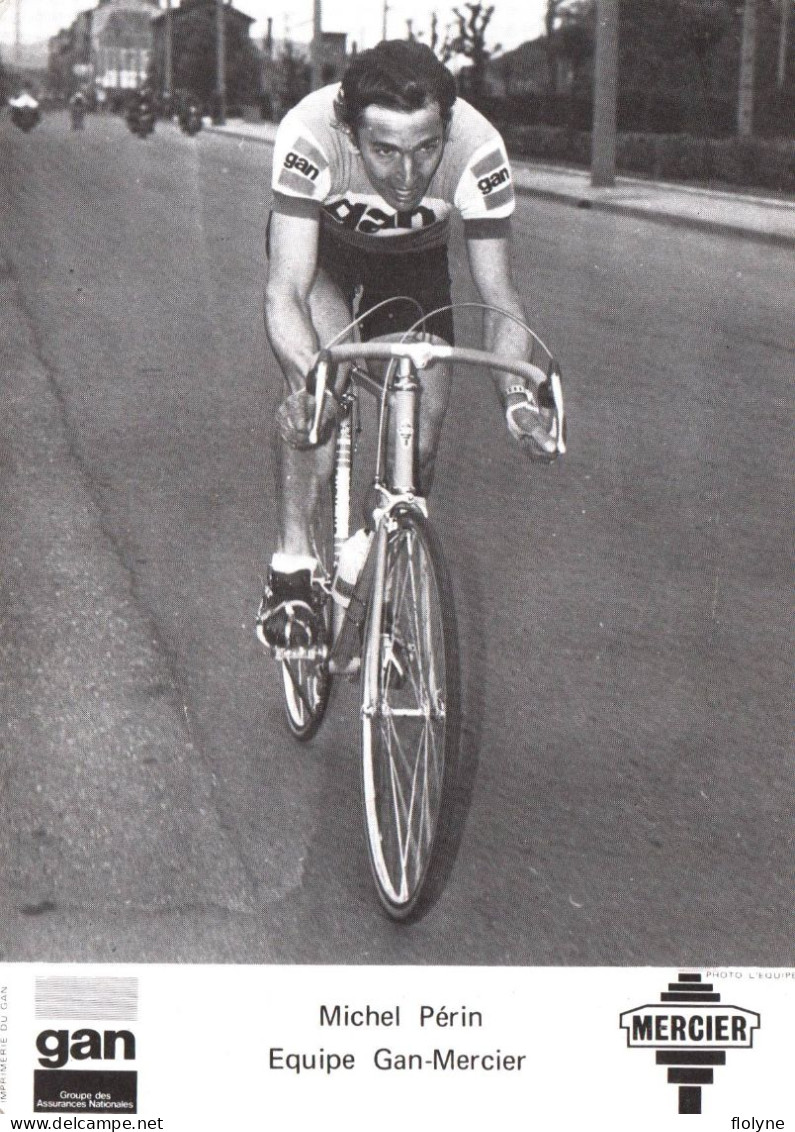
left=271, top=84, right=515, bottom=253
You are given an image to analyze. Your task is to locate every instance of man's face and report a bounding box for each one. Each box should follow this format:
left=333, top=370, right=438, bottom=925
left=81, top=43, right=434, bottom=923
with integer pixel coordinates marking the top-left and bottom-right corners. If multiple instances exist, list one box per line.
left=353, top=101, right=447, bottom=213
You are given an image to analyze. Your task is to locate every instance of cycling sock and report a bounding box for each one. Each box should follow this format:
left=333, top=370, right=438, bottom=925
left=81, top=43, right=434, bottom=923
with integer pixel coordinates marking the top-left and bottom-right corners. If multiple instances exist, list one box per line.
left=271, top=552, right=318, bottom=576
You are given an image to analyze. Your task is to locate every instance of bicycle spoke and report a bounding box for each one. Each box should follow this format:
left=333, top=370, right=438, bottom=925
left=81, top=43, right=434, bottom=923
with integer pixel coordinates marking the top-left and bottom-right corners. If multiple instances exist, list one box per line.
left=283, top=659, right=314, bottom=722
left=361, top=509, right=460, bottom=918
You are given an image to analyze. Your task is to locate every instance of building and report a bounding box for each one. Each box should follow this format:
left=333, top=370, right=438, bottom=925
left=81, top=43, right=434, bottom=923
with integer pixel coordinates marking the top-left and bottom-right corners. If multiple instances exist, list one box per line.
left=486, top=37, right=574, bottom=99
left=48, top=0, right=159, bottom=104
left=92, top=0, right=160, bottom=94
left=48, top=12, right=93, bottom=100
left=150, top=0, right=258, bottom=113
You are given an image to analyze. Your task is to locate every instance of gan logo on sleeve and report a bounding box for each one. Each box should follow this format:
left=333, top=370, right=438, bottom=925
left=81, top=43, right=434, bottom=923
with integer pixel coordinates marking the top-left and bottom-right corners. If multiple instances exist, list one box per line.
left=471, top=147, right=513, bottom=211
left=278, top=137, right=329, bottom=196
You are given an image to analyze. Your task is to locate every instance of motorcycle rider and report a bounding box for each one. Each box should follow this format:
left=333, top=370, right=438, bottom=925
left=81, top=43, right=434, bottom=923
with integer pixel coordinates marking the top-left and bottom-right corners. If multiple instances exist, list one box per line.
left=9, top=88, right=41, bottom=132
left=127, top=84, right=155, bottom=136
left=69, top=89, right=87, bottom=130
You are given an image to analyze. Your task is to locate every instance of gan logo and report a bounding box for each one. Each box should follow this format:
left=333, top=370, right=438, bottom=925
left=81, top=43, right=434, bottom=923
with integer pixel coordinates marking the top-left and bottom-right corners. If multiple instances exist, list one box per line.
left=324, top=198, right=439, bottom=234
left=620, top=973, right=760, bottom=1115
left=33, top=976, right=139, bottom=1114
left=477, top=166, right=510, bottom=195
left=284, top=151, right=320, bottom=181
left=36, top=1027, right=135, bottom=1069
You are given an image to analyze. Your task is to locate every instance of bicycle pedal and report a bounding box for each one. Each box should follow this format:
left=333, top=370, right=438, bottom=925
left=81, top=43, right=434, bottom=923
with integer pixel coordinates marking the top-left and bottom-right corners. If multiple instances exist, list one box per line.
left=272, top=644, right=328, bottom=662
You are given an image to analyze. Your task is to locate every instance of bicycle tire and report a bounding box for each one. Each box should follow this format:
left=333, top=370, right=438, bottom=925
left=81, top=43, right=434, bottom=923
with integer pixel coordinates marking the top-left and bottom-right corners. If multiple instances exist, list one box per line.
left=281, top=640, right=331, bottom=741
left=280, top=489, right=334, bottom=741
left=359, top=507, right=461, bottom=920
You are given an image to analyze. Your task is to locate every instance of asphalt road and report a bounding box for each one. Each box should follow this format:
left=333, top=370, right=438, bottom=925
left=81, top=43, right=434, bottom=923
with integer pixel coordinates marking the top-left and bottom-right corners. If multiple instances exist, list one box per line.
left=0, top=111, right=791, bottom=965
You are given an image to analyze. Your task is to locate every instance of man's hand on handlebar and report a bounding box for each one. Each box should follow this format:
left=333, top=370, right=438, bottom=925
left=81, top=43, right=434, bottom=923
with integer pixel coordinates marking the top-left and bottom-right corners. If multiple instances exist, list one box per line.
left=275, top=384, right=338, bottom=450
left=503, top=365, right=562, bottom=463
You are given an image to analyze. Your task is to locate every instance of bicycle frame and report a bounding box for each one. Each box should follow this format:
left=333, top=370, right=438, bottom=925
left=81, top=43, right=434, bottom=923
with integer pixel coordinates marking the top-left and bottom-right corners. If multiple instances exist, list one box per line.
left=311, top=337, right=565, bottom=673
left=323, top=352, right=426, bottom=675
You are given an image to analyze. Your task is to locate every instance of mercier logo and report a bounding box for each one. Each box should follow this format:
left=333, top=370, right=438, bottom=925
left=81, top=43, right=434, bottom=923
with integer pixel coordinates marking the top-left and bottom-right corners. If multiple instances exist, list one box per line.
left=33, top=976, right=139, bottom=1115
left=620, top=972, right=760, bottom=1115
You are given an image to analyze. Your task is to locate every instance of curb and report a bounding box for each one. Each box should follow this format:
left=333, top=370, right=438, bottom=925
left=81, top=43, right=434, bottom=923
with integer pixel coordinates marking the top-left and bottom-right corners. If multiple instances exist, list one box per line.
left=205, top=125, right=273, bottom=145
left=205, top=125, right=795, bottom=249
left=512, top=184, right=795, bottom=249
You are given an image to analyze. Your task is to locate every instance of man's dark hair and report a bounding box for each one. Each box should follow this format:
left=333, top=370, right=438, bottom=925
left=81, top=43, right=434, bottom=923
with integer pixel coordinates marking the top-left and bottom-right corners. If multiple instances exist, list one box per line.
left=334, top=40, right=457, bottom=135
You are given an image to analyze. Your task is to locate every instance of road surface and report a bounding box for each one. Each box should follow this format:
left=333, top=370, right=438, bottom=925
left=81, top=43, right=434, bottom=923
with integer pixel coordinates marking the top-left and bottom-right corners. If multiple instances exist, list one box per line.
left=0, top=111, right=791, bottom=965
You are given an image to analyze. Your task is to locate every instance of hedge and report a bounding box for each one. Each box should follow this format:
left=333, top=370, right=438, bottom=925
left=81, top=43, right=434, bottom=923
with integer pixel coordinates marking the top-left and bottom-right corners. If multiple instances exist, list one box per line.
left=502, top=125, right=795, bottom=194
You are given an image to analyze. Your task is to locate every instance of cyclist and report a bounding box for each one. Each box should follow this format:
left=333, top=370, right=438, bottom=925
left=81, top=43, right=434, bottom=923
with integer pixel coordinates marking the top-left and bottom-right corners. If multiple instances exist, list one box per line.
left=260, top=39, right=555, bottom=649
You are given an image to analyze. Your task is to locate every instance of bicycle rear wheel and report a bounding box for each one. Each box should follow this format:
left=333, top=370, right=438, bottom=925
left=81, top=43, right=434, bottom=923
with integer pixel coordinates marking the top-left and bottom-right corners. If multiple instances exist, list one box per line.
left=281, top=638, right=331, bottom=740
left=280, top=490, right=334, bottom=741
left=360, top=507, right=461, bottom=920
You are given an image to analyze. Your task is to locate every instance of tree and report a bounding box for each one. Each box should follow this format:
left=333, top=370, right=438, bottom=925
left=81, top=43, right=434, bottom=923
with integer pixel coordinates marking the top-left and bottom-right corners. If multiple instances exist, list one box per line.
left=545, top=0, right=591, bottom=92
left=540, top=0, right=788, bottom=136
left=609, top=0, right=733, bottom=132
left=592, top=0, right=618, bottom=185
left=738, top=0, right=758, bottom=134
left=446, top=3, right=499, bottom=101
left=777, top=0, right=791, bottom=88
left=678, top=1, right=731, bottom=132
left=556, top=0, right=596, bottom=96
left=276, top=40, right=311, bottom=113
left=545, top=1, right=563, bottom=93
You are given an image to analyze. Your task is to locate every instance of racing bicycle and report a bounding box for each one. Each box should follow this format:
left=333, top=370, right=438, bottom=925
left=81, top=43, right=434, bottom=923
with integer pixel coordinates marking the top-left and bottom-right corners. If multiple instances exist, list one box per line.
left=257, top=307, right=566, bottom=921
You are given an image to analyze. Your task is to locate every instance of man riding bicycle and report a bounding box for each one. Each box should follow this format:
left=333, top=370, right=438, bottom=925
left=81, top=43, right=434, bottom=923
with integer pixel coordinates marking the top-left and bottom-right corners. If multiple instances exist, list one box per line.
left=260, top=40, right=555, bottom=649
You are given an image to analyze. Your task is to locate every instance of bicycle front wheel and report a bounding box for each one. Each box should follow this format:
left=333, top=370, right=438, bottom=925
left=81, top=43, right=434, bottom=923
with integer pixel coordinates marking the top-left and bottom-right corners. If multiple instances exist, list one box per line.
left=360, top=507, right=461, bottom=920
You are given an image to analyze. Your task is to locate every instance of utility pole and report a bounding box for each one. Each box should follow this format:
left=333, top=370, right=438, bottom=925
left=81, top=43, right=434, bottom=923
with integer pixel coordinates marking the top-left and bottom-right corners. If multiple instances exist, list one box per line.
left=164, top=0, right=173, bottom=109
left=777, top=0, right=790, bottom=90
left=591, top=0, right=619, bottom=187
left=311, top=0, right=322, bottom=91
left=382, top=0, right=389, bottom=41
left=216, top=0, right=226, bottom=124
left=14, top=0, right=21, bottom=68
left=738, top=0, right=757, bottom=137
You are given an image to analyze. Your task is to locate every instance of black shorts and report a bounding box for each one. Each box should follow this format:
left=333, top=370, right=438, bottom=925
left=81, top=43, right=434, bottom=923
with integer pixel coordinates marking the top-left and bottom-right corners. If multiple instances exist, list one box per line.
left=318, top=225, right=455, bottom=344
left=266, top=210, right=454, bottom=345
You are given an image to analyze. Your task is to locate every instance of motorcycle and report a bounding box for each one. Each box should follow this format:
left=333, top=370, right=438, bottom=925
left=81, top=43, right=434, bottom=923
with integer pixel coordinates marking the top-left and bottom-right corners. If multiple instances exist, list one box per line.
left=127, top=94, right=155, bottom=138
left=69, top=95, right=86, bottom=130
left=179, top=103, right=202, bottom=137
left=9, top=93, right=41, bottom=133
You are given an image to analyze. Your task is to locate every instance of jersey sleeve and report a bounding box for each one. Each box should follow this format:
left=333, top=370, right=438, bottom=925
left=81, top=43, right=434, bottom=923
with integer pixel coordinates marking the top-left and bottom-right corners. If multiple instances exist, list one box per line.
left=453, top=135, right=515, bottom=220
left=271, top=110, right=333, bottom=203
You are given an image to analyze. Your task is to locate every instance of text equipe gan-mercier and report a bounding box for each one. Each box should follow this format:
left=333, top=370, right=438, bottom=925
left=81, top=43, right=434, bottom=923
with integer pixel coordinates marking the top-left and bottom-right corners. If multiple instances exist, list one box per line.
left=268, top=1047, right=526, bottom=1073
left=319, top=1004, right=484, bottom=1028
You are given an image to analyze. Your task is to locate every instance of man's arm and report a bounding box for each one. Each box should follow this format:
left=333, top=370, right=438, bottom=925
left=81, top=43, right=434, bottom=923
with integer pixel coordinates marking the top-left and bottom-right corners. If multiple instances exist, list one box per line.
left=264, top=198, right=322, bottom=394
left=464, top=221, right=533, bottom=400
left=466, top=221, right=559, bottom=460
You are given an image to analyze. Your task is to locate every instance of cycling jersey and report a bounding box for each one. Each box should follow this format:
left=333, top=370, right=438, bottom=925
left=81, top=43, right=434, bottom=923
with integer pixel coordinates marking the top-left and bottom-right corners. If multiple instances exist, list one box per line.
left=271, top=84, right=515, bottom=254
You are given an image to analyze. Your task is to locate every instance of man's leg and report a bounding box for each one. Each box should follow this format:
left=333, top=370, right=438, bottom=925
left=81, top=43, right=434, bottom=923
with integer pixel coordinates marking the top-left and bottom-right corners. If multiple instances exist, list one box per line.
left=275, top=267, right=353, bottom=557
left=259, top=268, right=353, bottom=649
left=415, top=351, right=452, bottom=495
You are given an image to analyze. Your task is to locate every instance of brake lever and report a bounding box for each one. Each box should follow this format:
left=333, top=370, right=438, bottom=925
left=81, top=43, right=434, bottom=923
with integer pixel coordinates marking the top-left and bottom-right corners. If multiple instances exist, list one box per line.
left=549, top=367, right=566, bottom=455
left=308, top=355, right=330, bottom=446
